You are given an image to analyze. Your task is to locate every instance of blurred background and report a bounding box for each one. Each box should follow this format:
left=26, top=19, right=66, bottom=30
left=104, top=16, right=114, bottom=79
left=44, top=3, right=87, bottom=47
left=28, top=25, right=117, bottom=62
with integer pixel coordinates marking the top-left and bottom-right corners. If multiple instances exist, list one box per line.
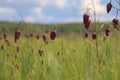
left=0, top=0, right=119, bottom=24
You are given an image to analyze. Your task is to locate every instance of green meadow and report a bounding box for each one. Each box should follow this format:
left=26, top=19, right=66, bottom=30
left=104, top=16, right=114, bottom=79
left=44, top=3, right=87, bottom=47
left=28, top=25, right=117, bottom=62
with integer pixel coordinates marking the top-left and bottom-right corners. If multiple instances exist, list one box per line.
left=0, top=21, right=120, bottom=80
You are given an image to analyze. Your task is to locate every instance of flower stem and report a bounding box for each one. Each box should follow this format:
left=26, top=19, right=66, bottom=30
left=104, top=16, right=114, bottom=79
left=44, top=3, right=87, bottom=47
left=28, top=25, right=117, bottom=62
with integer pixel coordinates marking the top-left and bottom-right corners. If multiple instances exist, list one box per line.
left=92, top=0, right=99, bottom=58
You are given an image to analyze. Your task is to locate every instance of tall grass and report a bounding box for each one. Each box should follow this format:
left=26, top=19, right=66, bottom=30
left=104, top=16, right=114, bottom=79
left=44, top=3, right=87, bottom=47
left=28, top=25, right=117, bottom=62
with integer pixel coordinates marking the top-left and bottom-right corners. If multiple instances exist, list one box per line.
left=0, top=27, right=120, bottom=80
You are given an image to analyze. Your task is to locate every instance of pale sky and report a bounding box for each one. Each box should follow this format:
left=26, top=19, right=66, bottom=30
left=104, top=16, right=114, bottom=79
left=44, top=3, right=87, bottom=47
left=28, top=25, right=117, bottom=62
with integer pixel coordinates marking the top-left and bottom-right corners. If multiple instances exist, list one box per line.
left=0, top=0, right=119, bottom=23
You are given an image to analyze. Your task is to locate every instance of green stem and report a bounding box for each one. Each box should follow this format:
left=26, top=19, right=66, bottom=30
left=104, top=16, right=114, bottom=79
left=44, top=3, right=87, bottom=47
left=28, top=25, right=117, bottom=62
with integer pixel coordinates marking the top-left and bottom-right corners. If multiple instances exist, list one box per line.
left=61, top=26, right=64, bottom=64
left=92, top=0, right=99, bottom=58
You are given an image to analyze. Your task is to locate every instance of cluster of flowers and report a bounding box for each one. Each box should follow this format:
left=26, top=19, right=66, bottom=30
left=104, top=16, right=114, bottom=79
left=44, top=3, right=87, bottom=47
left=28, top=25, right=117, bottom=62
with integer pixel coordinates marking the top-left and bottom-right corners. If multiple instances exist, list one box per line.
left=83, top=12, right=97, bottom=40
left=82, top=0, right=120, bottom=40
left=1, top=28, right=57, bottom=57
left=107, top=1, right=119, bottom=30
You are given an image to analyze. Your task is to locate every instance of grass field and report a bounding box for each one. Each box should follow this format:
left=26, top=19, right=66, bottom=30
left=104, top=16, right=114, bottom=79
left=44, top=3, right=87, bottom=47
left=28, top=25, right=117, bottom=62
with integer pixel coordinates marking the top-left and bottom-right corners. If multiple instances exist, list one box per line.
left=0, top=22, right=120, bottom=80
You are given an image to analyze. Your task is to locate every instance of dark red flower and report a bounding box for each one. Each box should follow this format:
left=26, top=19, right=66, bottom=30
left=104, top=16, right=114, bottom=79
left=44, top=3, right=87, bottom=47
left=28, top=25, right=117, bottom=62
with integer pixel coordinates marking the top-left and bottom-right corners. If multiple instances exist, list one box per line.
left=112, top=18, right=119, bottom=25
left=112, top=18, right=119, bottom=30
left=84, top=20, right=91, bottom=30
left=29, top=32, right=33, bottom=37
left=50, top=30, right=56, bottom=40
left=5, top=38, right=10, bottom=46
left=42, top=34, right=48, bottom=43
left=105, top=28, right=111, bottom=36
left=4, top=32, right=7, bottom=39
left=15, top=29, right=20, bottom=43
left=83, top=13, right=89, bottom=24
left=83, top=13, right=91, bottom=30
left=107, top=2, right=112, bottom=14
left=92, top=32, right=96, bottom=40
left=36, top=34, right=40, bottom=40
left=84, top=31, right=89, bottom=38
